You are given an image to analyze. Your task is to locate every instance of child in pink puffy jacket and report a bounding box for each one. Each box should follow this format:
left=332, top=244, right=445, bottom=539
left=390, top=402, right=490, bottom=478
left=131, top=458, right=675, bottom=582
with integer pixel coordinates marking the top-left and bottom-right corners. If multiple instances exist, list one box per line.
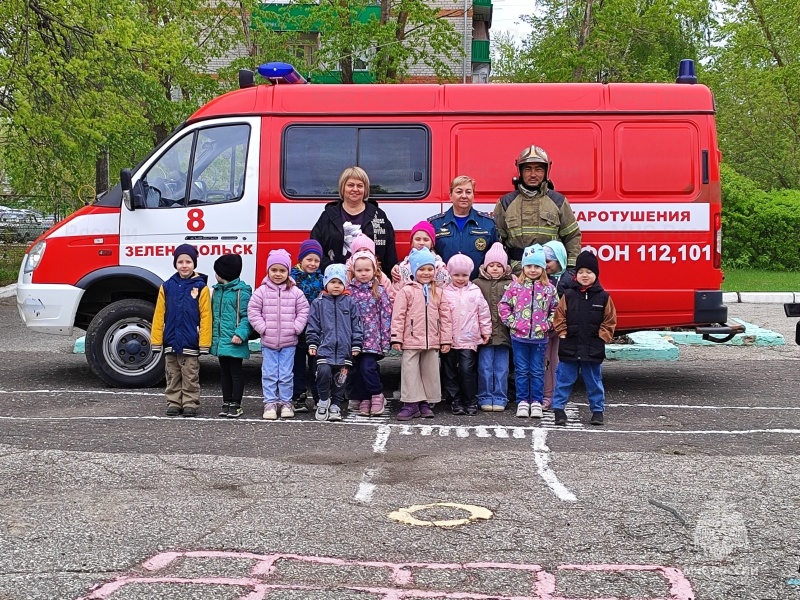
left=441, top=254, right=492, bottom=416
left=391, top=248, right=452, bottom=421
left=247, top=249, right=310, bottom=421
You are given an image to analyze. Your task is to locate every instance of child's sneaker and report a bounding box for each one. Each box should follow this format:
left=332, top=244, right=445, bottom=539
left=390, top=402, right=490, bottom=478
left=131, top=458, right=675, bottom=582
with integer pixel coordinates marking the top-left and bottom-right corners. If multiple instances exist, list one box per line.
left=516, top=402, right=530, bottom=418
left=480, top=404, right=493, bottom=412
left=293, top=393, right=309, bottom=413
left=492, top=402, right=506, bottom=412
left=315, top=400, right=330, bottom=421
left=348, top=399, right=361, bottom=412
left=370, top=394, right=386, bottom=416
left=182, top=406, right=198, bottom=418
left=227, top=404, right=243, bottom=418
left=262, top=403, right=278, bottom=420
left=554, top=408, right=568, bottom=426
left=358, top=399, right=371, bottom=416
left=590, top=411, right=604, bottom=426
left=419, top=402, right=434, bottom=418
left=328, top=404, right=342, bottom=421
left=451, top=401, right=466, bottom=416
left=396, top=402, right=421, bottom=421
left=280, top=403, right=294, bottom=419
left=218, top=403, right=231, bottom=417
left=529, top=402, right=543, bottom=418
left=165, top=404, right=181, bottom=417
left=542, top=398, right=553, bottom=411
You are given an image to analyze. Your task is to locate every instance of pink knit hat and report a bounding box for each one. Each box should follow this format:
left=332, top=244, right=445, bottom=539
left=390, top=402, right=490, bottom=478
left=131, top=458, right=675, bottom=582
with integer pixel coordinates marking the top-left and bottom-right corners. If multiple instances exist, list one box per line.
left=483, top=242, right=508, bottom=267
left=267, top=248, right=291, bottom=271
left=410, top=220, right=436, bottom=244
left=447, top=253, right=474, bottom=276
left=350, top=249, right=376, bottom=270
left=350, top=233, right=375, bottom=255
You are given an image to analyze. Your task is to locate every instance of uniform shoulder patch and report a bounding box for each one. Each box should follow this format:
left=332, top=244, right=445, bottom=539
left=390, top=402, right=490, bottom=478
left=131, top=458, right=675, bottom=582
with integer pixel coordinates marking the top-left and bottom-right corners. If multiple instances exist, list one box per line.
left=477, top=210, right=494, bottom=219
left=428, top=213, right=445, bottom=221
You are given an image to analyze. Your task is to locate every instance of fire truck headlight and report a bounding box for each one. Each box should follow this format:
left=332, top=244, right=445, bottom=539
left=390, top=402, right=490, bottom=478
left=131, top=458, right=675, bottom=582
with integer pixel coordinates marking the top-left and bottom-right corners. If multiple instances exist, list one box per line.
left=24, top=240, right=46, bottom=273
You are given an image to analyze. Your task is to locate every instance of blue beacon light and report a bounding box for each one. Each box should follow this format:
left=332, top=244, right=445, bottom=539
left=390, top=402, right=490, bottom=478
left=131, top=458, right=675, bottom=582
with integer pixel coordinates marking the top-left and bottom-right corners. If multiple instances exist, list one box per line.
left=675, top=59, right=697, bottom=84
left=257, top=62, right=307, bottom=84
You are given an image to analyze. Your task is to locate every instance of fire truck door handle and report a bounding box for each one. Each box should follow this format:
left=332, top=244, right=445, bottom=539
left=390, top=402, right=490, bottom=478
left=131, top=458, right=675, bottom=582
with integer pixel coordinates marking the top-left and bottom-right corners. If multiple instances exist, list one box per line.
left=258, top=205, right=267, bottom=226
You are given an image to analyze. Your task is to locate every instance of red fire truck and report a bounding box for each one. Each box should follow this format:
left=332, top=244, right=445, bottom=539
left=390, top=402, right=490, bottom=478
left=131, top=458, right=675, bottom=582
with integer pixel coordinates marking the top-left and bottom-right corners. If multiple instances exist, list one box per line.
left=16, top=61, right=739, bottom=387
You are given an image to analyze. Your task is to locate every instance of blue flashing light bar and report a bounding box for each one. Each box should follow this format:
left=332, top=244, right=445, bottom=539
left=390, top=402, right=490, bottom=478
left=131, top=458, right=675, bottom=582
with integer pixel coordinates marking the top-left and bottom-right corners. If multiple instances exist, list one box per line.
left=257, top=62, right=307, bottom=84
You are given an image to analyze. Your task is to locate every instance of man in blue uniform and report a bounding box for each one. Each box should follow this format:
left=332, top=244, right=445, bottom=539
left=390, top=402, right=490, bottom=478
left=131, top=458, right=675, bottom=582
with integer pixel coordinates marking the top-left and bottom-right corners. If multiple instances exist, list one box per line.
left=428, top=175, right=497, bottom=279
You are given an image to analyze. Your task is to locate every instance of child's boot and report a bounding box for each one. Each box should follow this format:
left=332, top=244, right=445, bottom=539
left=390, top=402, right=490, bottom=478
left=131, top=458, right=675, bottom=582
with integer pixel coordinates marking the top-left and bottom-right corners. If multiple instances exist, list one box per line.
left=396, top=402, right=421, bottom=421
left=227, top=402, right=243, bottom=418
left=293, top=392, right=309, bottom=413
left=218, top=403, right=231, bottom=417
left=553, top=408, right=568, bottom=426
left=418, top=401, right=434, bottom=418
left=590, top=411, right=604, bottom=426
left=370, top=394, right=386, bottom=416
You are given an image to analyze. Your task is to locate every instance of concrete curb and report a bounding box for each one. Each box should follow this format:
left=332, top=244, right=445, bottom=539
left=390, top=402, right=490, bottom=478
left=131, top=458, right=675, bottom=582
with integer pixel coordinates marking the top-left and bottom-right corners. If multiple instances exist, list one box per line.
left=607, top=331, right=679, bottom=361
left=0, top=283, right=17, bottom=299
left=647, top=318, right=784, bottom=347
left=724, top=291, right=800, bottom=303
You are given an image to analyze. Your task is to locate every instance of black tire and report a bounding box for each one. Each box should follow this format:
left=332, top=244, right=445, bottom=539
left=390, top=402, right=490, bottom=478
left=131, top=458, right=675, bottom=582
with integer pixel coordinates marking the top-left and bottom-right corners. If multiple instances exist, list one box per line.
left=85, top=299, right=164, bottom=388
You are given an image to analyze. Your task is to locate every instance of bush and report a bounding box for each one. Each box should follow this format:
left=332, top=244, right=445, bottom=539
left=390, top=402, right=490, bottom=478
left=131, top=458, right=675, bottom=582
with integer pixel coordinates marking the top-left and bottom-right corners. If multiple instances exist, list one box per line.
left=721, top=164, right=800, bottom=270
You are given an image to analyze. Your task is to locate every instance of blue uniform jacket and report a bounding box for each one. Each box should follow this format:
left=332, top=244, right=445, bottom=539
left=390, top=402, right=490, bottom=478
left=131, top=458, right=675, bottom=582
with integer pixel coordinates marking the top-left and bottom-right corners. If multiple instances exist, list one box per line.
left=428, top=207, right=498, bottom=279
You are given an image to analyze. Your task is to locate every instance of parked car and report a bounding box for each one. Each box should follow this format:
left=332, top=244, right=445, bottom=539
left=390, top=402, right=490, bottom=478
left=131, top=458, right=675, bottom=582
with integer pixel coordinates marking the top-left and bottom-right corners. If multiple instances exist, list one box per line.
left=0, top=208, right=53, bottom=243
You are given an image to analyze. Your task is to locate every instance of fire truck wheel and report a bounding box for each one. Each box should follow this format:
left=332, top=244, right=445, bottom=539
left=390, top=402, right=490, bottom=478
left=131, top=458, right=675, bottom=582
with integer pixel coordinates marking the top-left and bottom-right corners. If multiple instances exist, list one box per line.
left=85, top=299, right=165, bottom=388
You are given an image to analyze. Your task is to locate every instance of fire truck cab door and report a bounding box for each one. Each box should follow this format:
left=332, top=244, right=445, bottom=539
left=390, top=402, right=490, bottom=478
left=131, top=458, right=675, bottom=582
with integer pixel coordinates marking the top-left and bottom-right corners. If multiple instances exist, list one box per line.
left=120, top=117, right=260, bottom=282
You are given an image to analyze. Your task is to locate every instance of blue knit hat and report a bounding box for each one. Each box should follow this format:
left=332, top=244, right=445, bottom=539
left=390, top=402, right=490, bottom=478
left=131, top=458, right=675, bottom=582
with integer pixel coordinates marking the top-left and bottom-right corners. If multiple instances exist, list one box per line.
left=298, top=239, right=323, bottom=262
left=409, top=247, right=435, bottom=277
left=173, top=243, right=198, bottom=268
left=543, top=240, right=567, bottom=276
left=521, top=245, right=547, bottom=268
left=323, top=264, right=347, bottom=289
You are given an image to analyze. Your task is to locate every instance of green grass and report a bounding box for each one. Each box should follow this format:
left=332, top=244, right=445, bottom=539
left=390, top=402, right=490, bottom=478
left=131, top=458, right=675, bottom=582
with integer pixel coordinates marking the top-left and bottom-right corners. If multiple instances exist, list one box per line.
left=722, top=268, right=800, bottom=292
left=0, top=245, right=26, bottom=286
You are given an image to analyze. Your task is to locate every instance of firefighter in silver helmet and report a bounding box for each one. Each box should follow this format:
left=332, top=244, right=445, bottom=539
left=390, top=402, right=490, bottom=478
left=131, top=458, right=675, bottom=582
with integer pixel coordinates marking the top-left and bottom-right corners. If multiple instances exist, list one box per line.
left=493, top=145, right=582, bottom=274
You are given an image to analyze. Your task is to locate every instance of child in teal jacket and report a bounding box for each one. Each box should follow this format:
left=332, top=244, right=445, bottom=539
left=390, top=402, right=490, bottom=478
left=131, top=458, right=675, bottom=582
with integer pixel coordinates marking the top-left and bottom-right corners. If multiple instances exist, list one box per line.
left=210, top=254, right=253, bottom=418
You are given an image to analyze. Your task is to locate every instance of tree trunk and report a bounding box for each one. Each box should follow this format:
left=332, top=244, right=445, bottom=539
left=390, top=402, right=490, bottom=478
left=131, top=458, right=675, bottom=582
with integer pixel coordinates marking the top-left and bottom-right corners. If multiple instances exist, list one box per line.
left=572, top=0, right=594, bottom=81
left=95, top=151, right=109, bottom=196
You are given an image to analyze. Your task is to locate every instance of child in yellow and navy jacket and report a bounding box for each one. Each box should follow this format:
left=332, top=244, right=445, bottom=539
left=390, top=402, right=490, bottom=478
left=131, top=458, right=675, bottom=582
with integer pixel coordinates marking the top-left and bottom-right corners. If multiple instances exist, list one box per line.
left=151, top=244, right=212, bottom=417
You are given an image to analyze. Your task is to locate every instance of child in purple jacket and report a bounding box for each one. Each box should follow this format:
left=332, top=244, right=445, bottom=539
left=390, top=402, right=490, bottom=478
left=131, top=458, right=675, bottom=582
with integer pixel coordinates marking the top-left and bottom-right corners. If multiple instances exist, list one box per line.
left=247, top=249, right=310, bottom=420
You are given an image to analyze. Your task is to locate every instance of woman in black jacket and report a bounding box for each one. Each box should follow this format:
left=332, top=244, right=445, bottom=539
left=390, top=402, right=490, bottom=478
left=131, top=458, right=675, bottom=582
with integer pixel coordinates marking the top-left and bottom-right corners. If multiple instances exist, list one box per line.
left=310, top=166, right=398, bottom=278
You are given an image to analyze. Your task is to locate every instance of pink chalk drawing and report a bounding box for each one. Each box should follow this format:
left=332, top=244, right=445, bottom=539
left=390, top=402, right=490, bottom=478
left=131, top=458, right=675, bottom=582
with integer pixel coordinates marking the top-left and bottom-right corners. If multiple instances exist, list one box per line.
left=77, top=551, right=695, bottom=600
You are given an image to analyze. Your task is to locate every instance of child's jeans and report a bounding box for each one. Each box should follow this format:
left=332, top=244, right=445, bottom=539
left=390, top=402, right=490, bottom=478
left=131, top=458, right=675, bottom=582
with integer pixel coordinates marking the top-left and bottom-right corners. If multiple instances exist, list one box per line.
left=292, top=332, right=319, bottom=400
left=510, top=339, right=547, bottom=404
left=218, top=356, right=244, bottom=404
left=477, top=345, right=510, bottom=408
left=442, top=349, right=478, bottom=408
left=261, top=346, right=295, bottom=404
left=552, top=360, right=605, bottom=412
left=350, top=353, right=382, bottom=401
left=165, top=353, right=200, bottom=408
left=316, top=363, right=348, bottom=407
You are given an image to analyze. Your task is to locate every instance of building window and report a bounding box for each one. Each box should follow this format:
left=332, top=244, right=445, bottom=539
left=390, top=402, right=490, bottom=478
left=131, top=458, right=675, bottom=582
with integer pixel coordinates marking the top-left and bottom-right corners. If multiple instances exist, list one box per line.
left=282, top=125, right=430, bottom=199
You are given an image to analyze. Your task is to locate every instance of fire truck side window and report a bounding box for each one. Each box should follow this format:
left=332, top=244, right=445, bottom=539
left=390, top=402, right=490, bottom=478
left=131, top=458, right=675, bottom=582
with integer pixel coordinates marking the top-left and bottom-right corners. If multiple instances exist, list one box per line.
left=282, top=125, right=429, bottom=199
left=142, top=124, right=250, bottom=208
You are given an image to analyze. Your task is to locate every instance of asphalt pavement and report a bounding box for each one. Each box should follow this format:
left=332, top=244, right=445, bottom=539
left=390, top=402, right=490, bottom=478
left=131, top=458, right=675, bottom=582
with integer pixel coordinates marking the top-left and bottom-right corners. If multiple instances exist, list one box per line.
left=0, top=297, right=799, bottom=600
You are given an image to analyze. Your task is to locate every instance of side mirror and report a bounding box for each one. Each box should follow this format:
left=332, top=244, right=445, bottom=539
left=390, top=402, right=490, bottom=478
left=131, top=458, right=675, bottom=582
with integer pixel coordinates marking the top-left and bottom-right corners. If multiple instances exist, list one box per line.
left=120, top=169, right=146, bottom=211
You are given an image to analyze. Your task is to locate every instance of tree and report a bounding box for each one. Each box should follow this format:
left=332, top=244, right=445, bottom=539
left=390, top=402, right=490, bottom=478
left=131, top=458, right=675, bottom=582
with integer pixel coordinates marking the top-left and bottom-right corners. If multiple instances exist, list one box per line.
left=0, top=0, right=245, bottom=200
left=491, top=0, right=713, bottom=83
left=223, top=0, right=464, bottom=84
left=705, top=0, right=800, bottom=190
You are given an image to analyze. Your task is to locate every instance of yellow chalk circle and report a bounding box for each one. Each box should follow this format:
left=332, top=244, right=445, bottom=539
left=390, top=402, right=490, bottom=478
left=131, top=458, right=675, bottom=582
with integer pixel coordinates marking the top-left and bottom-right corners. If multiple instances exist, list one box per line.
left=388, top=502, right=493, bottom=528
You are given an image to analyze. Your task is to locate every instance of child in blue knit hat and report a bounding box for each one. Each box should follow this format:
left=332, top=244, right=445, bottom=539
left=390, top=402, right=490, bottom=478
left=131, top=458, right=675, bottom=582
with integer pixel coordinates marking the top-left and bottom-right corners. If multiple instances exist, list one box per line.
left=306, top=264, right=365, bottom=422
left=390, top=248, right=453, bottom=421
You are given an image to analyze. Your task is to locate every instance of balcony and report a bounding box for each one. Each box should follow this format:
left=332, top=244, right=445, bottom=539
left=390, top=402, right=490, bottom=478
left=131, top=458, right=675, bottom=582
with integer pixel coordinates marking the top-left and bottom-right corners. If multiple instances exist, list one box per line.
left=472, top=0, right=492, bottom=24
left=471, top=40, right=490, bottom=64
left=255, top=3, right=380, bottom=32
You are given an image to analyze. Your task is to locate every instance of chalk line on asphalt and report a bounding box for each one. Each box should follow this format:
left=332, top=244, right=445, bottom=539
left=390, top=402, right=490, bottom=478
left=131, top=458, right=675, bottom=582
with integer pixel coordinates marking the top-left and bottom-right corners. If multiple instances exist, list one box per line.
left=354, top=425, right=391, bottom=504
left=532, top=429, right=577, bottom=503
